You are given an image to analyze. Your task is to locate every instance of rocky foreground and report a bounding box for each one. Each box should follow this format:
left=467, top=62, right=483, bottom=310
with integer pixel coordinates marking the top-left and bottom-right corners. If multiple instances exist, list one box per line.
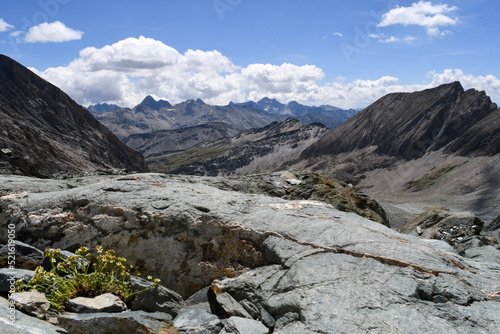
left=1, top=171, right=499, bottom=333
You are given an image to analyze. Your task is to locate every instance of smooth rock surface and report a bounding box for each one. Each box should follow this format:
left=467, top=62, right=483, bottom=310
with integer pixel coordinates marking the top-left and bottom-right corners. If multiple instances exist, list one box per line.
left=220, top=316, right=269, bottom=334
left=173, top=308, right=221, bottom=333
left=65, top=293, right=128, bottom=313
left=220, top=235, right=500, bottom=333
left=463, top=246, right=500, bottom=265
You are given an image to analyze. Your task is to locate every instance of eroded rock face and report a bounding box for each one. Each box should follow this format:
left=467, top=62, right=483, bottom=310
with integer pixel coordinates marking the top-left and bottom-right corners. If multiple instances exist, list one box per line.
left=1, top=172, right=499, bottom=332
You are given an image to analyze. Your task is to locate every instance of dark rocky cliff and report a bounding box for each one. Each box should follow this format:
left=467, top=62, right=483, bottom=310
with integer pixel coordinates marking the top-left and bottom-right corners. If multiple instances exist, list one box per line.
left=302, top=82, right=498, bottom=160
left=0, top=55, right=148, bottom=176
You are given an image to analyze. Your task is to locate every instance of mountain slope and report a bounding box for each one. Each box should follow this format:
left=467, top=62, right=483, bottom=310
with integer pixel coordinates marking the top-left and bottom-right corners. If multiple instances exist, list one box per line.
left=303, top=82, right=498, bottom=160
left=123, top=122, right=241, bottom=159
left=293, top=82, right=500, bottom=224
left=94, top=98, right=286, bottom=139
left=148, top=118, right=329, bottom=176
left=0, top=55, right=148, bottom=176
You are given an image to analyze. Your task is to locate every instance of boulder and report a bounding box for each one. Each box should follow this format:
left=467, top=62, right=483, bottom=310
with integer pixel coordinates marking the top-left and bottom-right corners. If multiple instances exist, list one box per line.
left=65, top=293, right=128, bottom=313
left=213, top=292, right=253, bottom=319
left=400, top=206, right=484, bottom=246
left=130, top=275, right=184, bottom=316
left=219, top=316, right=269, bottom=334
left=173, top=308, right=222, bottom=333
left=259, top=307, right=275, bottom=329
left=239, top=299, right=260, bottom=319
left=58, top=310, right=178, bottom=334
left=9, top=290, right=50, bottom=319
left=182, top=286, right=212, bottom=313
left=0, top=268, right=34, bottom=292
left=0, top=240, right=44, bottom=270
left=0, top=296, right=68, bottom=333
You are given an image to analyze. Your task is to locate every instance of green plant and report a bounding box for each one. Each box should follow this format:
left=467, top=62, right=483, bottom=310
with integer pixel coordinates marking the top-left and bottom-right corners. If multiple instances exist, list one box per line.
left=16, top=246, right=159, bottom=312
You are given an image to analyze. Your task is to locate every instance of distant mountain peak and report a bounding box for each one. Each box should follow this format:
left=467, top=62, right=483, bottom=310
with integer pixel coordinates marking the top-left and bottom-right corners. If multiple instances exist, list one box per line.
left=136, top=95, right=172, bottom=111
left=258, top=97, right=280, bottom=103
left=195, top=98, right=206, bottom=104
left=140, top=95, right=156, bottom=105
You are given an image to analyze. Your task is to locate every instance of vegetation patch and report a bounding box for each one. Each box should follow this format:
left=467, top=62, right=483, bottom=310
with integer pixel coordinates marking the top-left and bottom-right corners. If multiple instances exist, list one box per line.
left=403, top=165, right=458, bottom=192
left=147, top=145, right=230, bottom=173
left=16, top=246, right=159, bottom=312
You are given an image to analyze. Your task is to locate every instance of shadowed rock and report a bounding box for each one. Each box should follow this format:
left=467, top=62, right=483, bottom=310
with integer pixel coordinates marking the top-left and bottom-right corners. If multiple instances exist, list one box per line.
left=0, top=54, right=148, bottom=176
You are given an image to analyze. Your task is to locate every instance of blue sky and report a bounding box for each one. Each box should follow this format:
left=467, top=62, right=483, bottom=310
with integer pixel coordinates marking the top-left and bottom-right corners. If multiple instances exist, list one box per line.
left=0, top=0, right=499, bottom=108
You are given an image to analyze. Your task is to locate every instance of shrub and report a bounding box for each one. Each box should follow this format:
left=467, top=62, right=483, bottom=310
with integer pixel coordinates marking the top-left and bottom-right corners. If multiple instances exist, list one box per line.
left=16, top=246, right=159, bottom=312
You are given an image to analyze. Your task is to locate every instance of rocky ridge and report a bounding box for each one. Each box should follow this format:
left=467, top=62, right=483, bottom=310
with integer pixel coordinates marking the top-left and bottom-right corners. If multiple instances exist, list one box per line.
left=150, top=118, right=329, bottom=176
left=1, top=171, right=499, bottom=333
left=302, top=82, right=498, bottom=160
left=0, top=55, right=148, bottom=176
left=123, top=122, right=241, bottom=159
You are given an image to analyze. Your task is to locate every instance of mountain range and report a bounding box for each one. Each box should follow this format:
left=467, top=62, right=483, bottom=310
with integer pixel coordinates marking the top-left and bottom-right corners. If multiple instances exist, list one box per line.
left=89, top=96, right=356, bottom=140
left=229, top=97, right=358, bottom=128
left=91, top=97, right=288, bottom=139
left=0, top=55, right=148, bottom=176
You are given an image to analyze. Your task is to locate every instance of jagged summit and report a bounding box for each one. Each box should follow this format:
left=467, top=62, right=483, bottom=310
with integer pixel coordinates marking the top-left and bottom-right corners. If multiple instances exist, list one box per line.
left=136, top=95, right=172, bottom=111
left=302, top=81, right=499, bottom=160
left=0, top=54, right=148, bottom=176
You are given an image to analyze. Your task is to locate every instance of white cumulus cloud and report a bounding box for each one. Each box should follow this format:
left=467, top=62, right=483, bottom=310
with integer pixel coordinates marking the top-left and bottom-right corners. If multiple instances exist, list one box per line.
left=31, top=36, right=500, bottom=109
left=0, top=18, right=14, bottom=32
left=378, top=1, right=459, bottom=37
left=25, top=21, right=83, bottom=43
left=380, top=35, right=416, bottom=43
